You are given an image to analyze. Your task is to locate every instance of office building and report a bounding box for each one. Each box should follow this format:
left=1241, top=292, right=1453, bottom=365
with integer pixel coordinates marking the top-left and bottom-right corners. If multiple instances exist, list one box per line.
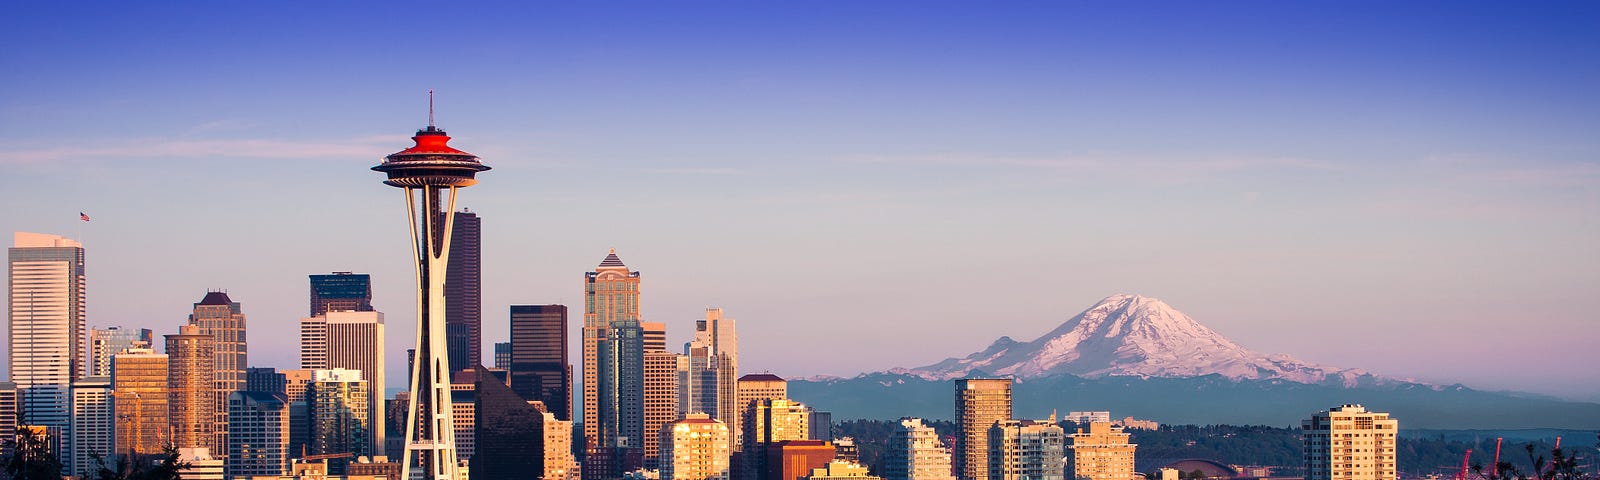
left=1302, top=404, right=1398, bottom=480
left=1065, top=412, right=1110, bottom=426
left=282, top=369, right=315, bottom=457
left=735, top=374, right=786, bottom=445
left=661, top=413, right=730, bottom=480
left=805, top=460, right=880, bottom=480
left=988, top=418, right=1064, bottom=480
left=446, top=209, right=482, bottom=371
left=309, top=272, right=373, bottom=317
left=189, top=291, right=248, bottom=449
left=90, top=326, right=154, bottom=378
left=509, top=304, right=571, bottom=420
left=228, top=391, right=291, bottom=478
left=112, top=348, right=169, bottom=456
left=167, top=324, right=217, bottom=450
left=1066, top=422, right=1136, bottom=480
left=178, top=447, right=226, bottom=480
left=544, top=411, right=576, bottom=480
left=473, top=365, right=548, bottom=480
left=807, top=411, right=832, bottom=442
left=68, top=376, right=113, bottom=477
left=955, top=379, right=1011, bottom=480
left=764, top=440, right=834, bottom=480
left=307, top=369, right=370, bottom=463
left=643, top=349, right=682, bottom=469
left=743, top=398, right=810, bottom=480
left=248, top=367, right=288, bottom=396
left=682, top=309, right=738, bottom=451
left=885, top=418, right=956, bottom=480
left=585, top=250, right=645, bottom=479
left=0, top=382, right=16, bottom=456
left=9, top=232, right=87, bottom=448
left=449, top=374, right=477, bottom=461
left=493, top=342, right=511, bottom=370
left=301, top=310, right=387, bottom=454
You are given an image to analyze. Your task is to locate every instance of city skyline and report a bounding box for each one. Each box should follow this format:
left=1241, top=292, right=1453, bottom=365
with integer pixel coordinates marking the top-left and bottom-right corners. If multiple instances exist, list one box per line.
left=2, top=2, right=1597, bottom=401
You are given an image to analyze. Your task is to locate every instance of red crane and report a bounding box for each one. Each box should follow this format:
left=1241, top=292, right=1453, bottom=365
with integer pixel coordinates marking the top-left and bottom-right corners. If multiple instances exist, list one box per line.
left=1491, top=438, right=1503, bottom=479
left=1456, top=449, right=1473, bottom=480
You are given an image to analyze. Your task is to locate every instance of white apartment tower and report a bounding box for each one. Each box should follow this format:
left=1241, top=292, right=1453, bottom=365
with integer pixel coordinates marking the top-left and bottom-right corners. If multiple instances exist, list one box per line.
left=1302, top=404, right=1398, bottom=480
left=8, top=232, right=87, bottom=444
left=68, top=376, right=113, bottom=478
left=1067, top=422, right=1137, bottom=480
left=989, top=417, right=1065, bottom=480
left=885, top=418, right=957, bottom=480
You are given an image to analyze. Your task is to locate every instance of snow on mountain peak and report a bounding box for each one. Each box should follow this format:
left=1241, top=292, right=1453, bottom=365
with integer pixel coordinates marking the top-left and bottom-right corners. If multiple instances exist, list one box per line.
left=908, top=294, right=1370, bottom=384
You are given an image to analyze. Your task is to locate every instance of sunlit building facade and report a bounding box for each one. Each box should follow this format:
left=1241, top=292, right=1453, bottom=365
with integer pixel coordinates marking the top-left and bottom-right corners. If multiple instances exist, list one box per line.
left=955, top=379, right=1011, bottom=480
left=1067, top=422, right=1136, bottom=480
left=662, top=413, right=731, bottom=480
left=1302, top=404, right=1397, bottom=480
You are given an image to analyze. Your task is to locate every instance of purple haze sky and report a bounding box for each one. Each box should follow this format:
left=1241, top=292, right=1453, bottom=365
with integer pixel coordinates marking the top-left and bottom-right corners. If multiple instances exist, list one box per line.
left=2, top=2, right=1597, bottom=399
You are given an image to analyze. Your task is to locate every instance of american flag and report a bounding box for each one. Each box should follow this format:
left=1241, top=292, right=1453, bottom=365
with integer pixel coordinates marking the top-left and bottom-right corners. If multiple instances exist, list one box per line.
left=79, top=212, right=90, bottom=222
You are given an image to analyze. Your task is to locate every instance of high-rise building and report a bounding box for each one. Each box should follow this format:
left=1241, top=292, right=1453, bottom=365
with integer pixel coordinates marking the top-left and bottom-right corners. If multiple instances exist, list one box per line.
left=807, top=410, right=832, bottom=442
left=373, top=121, right=490, bottom=480
left=111, top=348, right=169, bottom=456
left=806, top=460, right=881, bottom=480
left=885, top=418, right=956, bottom=480
left=988, top=418, right=1065, bottom=480
left=584, top=249, right=644, bottom=479
left=682, top=309, right=738, bottom=450
left=227, top=391, right=290, bottom=478
left=189, top=291, right=248, bottom=449
left=543, top=410, right=576, bottom=480
left=643, top=349, right=682, bottom=469
left=661, top=413, right=731, bottom=480
left=9, top=232, right=87, bottom=448
left=301, top=310, right=386, bottom=454
left=0, top=382, right=16, bottom=457
left=493, top=342, right=511, bottom=370
left=446, top=209, right=482, bottom=371
left=735, top=374, right=787, bottom=445
left=449, top=373, right=478, bottom=461
left=307, top=369, right=370, bottom=465
left=68, top=376, right=113, bottom=477
left=955, top=379, right=1011, bottom=480
left=472, top=365, right=549, bottom=480
left=742, top=398, right=811, bottom=480
left=166, top=324, right=216, bottom=450
left=1065, top=412, right=1110, bottom=425
left=1302, top=404, right=1397, bottom=480
left=1066, top=422, right=1136, bottom=480
left=509, top=304, right=571, bottom=421
left=247, top=367, right=287, bottom=396
left=309, top=272, right=373, bottom=317
left=764, top=440, right=835, bottom=480
left=280, top=369, right=315, bottom=457
left=90, top=326, right=154, bottom=378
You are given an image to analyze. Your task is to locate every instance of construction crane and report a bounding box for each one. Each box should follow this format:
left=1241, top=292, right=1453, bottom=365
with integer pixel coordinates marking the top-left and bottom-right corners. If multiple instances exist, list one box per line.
left=1456, top=449, right=1473, bottom=480
left=1491, top=438, right=1503, bottom=479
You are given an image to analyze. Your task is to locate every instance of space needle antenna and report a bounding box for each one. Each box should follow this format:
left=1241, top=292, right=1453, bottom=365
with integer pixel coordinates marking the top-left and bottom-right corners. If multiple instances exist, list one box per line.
left=428, top=89, right=435, bottom=127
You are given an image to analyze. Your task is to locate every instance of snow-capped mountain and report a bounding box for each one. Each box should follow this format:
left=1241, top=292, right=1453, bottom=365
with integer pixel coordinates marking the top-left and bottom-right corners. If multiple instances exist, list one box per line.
left=901, top=294, right=1374, bottom=385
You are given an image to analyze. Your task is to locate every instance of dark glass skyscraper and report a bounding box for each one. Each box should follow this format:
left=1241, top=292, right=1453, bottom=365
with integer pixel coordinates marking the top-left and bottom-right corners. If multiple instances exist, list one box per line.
left=445, top=210, right=481, bottom=371
left=309, top=272, right=373, bottom=317
left=472, top=366, right=547, bottom=480
left=509, top=305, right=570, bottom=421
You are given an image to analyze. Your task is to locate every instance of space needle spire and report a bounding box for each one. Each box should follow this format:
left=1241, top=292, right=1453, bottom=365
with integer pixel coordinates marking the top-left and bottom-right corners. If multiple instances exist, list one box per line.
left=372, top=98, right=489, bottom=480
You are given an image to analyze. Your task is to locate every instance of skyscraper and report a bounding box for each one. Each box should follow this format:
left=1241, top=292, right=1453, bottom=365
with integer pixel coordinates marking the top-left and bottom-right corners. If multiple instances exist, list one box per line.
left=583, top=249, right=642, bottom=474
left=166, top=324, right=216, bottom=450
left=9, top=232, right=87, bottom=447
left=307, top=369, right=371, bottom=464
left=111, top=348, right=169, bottom=456
left=735, top=374, right=786, bottom=438
left=509, top=304, right=571, bottom=420
left=90, top=326, right=153, bottom=378
left=885, top=418, right=956, bottom=480
left=988, top=418, right=1065, bottom=480
left=493, top=342, right=511, bottom=370
left=68, top=376, right=113, bottom=478
left=661, top=413, right=731, bottom=480
left=373, top=118, right=490, bottom=480
left=742, top=398, right=811, bottom=480
left=227, top=391, right=291, bottom=478
left=300, top=310, right=386, bottom=454
left=642, top=349, right=681, bottom=469
left=309, top=272, right=373, bottom=317
left=446, top=209, right=482, bottom=371
left=955, top=379, right=1011, bottom=480
left=189, top=291, right=248, bottom=449
left=0, top=382, right=16, bottom=457
left=682, top=309, right=738, bottom=449
left=1302, top=404, right=1397, bottom=480
left=1066, top=422, right=1136, bottom=480
left=472, top=365, right=548, bottom=480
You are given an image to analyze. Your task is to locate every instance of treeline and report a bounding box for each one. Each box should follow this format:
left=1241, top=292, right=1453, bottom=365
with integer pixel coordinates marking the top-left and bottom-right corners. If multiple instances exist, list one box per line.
left=831, top=420, right=1592, bottom=477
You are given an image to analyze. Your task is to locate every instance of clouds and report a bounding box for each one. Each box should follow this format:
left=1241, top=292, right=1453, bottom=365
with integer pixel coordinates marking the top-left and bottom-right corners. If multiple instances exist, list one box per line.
left=0, top=134, right=410, bottom=165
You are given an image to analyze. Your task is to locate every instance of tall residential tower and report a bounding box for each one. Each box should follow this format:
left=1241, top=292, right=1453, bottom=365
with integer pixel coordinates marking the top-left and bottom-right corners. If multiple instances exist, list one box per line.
left=954, top=379, right=1011, bottom=480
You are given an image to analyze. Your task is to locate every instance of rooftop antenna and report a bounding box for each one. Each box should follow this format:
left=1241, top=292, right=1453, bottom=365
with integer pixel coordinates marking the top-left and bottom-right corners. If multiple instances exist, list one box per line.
left=428, top=89, right=435, bottom=127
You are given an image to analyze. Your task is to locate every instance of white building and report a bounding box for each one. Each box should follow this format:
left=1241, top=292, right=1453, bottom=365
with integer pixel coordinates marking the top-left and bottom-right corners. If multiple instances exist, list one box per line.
left=885, top=418, right=956, bottom=480
left=9, top=232, right=87, bottom=454
left=178, top=447, right=226, bottom=480
left=544, top=411, right=576, bottom=480
left=989, top=418, right=1065, bottom=480
left=1302, top=404, right=1398, bottom=480
left=300, top=310, right=386, bottom=454
left=661, top=413, right=730, bottom=480
left=69, top=376, right=113, bottom=477
left=228, top=391, right=291, bottom=478
left=1065, top=412, right=1110, bottom=425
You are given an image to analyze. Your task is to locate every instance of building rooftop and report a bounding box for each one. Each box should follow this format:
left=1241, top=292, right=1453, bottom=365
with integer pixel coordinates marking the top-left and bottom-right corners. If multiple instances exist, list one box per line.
left=740, top=373, right=785, bottom=382
left=196, top=291, right=234, bottom=306
left=599, top=248, right=627, bottom=268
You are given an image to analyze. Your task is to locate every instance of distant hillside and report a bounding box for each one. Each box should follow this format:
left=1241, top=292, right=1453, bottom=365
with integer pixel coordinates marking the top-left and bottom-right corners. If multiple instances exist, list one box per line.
left=790, top=373, right=1600, bottom=429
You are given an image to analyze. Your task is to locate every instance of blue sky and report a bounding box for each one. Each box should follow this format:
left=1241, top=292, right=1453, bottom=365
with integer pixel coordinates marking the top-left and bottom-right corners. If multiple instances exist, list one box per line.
left=3, top=2, right=1597, bottom=400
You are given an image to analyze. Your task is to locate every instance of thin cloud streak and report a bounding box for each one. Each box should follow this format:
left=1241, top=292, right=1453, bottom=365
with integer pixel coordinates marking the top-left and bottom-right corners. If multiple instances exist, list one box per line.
left=841, top=152, right=1345, bottom=184
left=0, top=135, right=409, bottom=164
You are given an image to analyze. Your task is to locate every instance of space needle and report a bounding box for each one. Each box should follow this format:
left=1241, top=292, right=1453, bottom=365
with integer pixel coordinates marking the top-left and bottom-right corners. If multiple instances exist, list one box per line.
left=372, top=96, right=489, bottom=480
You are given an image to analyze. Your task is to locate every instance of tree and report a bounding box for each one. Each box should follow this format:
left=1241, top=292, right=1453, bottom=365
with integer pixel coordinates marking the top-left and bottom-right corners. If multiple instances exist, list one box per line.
left=89, top=443, right=189, bottom=480
left=2, top=427, right=62, bottom=480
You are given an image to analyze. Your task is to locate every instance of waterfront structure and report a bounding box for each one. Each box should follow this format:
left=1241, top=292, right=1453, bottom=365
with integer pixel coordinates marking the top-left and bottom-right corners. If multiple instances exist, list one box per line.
left=167, top=324, right=217, bottom=450
left=509, top=304, right=571, bottom=420
left=111, top=348, right=169, bottom=455
left=228, top=391, right=291, bottom=478
left=307, top=369, right=371, bottom=463
left=68, top=376, right=113, bottom=477
left=805, top=460, right=880, bottom=480
left=988, top=418, right=1065, bottom=480
left=189, top=291, right=248, bottom=449
left=584, top=250, right=646, bottom=478
left=309, top=272, right=373, bottom=317
left=885, top=418, right=956, bottom=480
left=955, top=379, right=1012, bottom=480
left=681, top=309, right=738, bottom=449
left=446, top=209, right=482, bottom=371
left=90, top=326, right=154, bottom=378
left=9, top=232, right=87, bottom=448
left=301, top=310, right=387, bottom=453
left=1302, top=404, right=1398, bottom=480
left=661, top=413, right=730, bottom=480
left=372, top=117, right=490, bottom=480
left=1066, top=422, right=1136, bottom=480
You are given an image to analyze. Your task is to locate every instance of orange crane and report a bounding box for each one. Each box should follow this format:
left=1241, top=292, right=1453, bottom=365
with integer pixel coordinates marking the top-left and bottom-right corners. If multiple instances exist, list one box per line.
left=1491, top=438, right=1503, bottom=478
left=1456, top=449, right=1473, bottom=480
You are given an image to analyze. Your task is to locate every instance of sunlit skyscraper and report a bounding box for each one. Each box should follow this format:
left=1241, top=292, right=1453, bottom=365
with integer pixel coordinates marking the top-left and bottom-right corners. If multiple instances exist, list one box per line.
left=8, top=232, right=87, bottom=449
left=446, top=209, right=482, bottom=371
left=300, top=309, right=386, bottom=454
left=111, top=348, right=169, bottom=456
left=89, top=326, right=153, bottom=378
left=584, top=249, right=644, bottom=479
left=189, top=291, right=248, bottom=449
left=510, top=304, right=570, bottom=420
left=1302, top=405, right=1397, bottom=480
left=955, top=379, right=1011, bottom=480
left=309, top=272, right=373, bottom=317
left=682, top=308, right=738, bottom=449
left=166, top=324, right=216, bottom=450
